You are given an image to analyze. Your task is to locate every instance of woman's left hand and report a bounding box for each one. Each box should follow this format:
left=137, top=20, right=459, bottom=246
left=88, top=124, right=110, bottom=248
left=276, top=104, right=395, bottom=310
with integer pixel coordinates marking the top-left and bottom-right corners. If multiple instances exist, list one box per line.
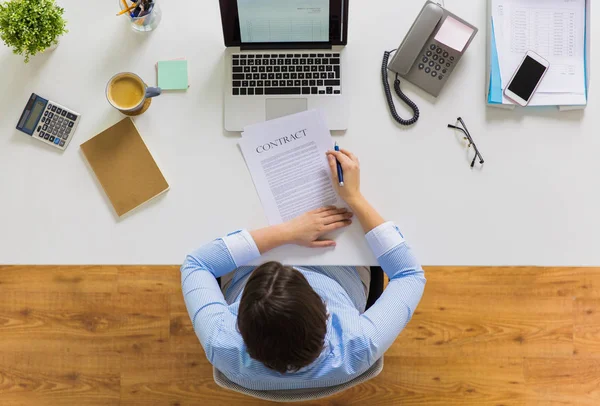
left=281, top=206, right=353, bottom=248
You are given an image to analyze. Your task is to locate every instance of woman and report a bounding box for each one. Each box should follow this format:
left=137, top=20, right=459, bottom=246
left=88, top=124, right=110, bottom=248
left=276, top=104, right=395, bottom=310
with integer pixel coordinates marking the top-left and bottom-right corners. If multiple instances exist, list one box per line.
left=181, top=148, right=426, bottom=390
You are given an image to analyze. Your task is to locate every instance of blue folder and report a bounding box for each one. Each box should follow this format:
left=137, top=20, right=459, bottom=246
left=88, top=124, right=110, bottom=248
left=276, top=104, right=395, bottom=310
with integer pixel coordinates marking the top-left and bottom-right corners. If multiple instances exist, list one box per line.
left=488, top=19, right=503, bottom=104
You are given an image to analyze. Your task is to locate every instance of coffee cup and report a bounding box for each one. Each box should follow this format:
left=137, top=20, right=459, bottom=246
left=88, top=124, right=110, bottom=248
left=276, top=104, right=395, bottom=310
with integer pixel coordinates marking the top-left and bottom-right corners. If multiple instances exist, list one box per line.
left=106, top=72, right=161, bottom=114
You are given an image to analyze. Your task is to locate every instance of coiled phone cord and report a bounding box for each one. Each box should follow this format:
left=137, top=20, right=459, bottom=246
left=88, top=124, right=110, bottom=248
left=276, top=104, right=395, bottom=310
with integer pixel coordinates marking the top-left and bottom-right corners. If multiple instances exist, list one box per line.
left=382, top=49, right=420, bottom=126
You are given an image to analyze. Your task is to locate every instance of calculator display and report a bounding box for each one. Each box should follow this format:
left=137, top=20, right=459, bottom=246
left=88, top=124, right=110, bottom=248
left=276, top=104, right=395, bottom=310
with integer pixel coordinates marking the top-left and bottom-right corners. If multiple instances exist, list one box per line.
left=24, top=100, right=45, bottom=131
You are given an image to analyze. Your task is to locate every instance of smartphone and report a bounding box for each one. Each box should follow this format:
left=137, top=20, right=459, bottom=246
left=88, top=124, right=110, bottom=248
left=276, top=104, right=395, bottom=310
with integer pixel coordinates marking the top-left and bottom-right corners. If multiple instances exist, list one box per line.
left=504, top=51, right=550, bottom=106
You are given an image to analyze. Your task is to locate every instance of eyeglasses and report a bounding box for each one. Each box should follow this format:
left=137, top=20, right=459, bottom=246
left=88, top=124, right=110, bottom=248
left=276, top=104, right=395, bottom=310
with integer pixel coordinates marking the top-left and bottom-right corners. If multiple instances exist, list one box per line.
left=447, top=117, right=484, bottom=168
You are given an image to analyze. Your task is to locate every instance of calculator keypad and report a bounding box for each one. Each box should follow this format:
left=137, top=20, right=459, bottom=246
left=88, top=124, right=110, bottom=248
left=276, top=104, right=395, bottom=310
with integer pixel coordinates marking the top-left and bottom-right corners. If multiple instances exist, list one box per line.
left=34, top=102, right=80, bottom=150
left=419, top=43, right=456, bottom=81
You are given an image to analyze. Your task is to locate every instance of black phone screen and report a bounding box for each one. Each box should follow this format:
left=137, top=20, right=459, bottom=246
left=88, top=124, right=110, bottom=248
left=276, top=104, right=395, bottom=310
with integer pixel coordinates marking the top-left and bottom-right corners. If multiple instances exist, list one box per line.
left=508, top=56, right=548, bottom=101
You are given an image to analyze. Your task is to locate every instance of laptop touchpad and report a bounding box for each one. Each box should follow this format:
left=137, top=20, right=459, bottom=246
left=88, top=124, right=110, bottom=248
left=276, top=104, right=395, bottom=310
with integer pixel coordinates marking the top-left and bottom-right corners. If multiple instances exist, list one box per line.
left=265, top=98, right=307, bottom=121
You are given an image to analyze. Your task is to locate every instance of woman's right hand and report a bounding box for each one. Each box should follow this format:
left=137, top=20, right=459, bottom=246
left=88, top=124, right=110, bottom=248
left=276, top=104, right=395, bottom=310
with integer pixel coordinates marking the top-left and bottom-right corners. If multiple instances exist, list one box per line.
left=327, top=148, right=362, bottom=206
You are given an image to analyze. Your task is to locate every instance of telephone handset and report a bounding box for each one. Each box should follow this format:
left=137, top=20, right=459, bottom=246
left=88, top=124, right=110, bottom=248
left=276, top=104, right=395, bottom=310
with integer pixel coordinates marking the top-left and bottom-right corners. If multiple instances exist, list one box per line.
left=383, top=1, right=478, bottom=126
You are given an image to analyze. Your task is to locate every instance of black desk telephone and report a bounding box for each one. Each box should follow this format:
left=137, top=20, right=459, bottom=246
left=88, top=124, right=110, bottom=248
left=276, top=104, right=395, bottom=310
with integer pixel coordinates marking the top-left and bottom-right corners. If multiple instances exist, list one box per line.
left=382, top=1, right=478, bottom=126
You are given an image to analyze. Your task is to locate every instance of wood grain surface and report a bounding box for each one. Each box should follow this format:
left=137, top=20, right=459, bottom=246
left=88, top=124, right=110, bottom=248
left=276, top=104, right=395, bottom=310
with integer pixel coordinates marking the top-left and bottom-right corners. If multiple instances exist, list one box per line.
left=1, top=265, right=599, bottom=405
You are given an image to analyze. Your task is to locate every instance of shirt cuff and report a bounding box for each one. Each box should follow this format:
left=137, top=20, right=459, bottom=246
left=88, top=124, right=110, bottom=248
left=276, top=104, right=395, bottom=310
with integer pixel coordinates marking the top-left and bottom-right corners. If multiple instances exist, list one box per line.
left=365, top=222, right=406, bottom=258
left=222, top=230, right=261, bottom=267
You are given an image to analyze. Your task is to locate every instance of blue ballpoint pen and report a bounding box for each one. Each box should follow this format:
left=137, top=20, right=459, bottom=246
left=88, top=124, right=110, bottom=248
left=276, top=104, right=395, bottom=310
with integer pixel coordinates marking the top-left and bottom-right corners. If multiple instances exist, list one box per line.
left=334, top=142, right=344, bottom=187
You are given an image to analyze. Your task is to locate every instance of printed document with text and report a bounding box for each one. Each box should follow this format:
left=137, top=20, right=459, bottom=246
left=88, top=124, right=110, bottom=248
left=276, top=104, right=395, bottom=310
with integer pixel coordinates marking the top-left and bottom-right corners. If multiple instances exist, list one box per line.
left=239, top=110, right=341, bottom=225
left=492, top=0, right=586, bottom=101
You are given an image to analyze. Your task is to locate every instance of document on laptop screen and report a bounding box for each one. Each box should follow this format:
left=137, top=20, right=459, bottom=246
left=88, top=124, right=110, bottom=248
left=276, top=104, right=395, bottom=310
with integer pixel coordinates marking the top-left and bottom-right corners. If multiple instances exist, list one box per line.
left=239, top=110, right=342, bottom=225
left=237, top=0, right=330, bottom=43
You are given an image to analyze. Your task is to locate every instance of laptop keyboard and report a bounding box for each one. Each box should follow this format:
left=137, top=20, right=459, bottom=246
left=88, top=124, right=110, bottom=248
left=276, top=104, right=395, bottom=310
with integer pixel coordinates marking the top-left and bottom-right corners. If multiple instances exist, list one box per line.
left=231, top=53, right=341, bottom=96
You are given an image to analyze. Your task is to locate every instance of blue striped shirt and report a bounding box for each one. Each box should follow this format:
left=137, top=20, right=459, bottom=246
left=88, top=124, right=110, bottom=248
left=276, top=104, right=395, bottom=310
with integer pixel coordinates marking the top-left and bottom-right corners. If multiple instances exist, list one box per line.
left=181, top=222, right=426, bottom=390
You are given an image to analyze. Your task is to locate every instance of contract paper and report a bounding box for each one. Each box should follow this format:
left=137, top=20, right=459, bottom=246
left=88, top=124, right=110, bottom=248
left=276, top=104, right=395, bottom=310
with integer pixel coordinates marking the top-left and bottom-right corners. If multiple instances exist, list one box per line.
left=239, top=110, right=342, bottom=225
left=491, top=0, right=587, bottom=105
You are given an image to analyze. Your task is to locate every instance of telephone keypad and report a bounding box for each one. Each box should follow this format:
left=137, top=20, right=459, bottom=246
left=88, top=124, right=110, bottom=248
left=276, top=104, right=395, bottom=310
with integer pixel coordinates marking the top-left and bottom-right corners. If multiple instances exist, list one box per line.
left=419, top=42, right=457, bottom=80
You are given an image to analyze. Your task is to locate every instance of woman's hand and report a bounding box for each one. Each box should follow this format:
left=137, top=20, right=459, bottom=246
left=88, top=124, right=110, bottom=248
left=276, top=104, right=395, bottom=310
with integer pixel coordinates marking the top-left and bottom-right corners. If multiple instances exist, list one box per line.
left=281, top=206, right=353, bottom=248
left=327, top=148, right=362, bottom=206
left=251, top=207, right=353, bottom=253
left=326, top=148, right=385, bottom=233
left=252, top=149, right=381, bottom=253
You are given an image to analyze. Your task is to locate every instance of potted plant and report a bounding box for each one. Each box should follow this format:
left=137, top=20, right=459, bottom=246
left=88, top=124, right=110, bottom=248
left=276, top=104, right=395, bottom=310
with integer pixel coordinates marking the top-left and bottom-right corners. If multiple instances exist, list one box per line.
left=0, top=0, right=68, bottom=63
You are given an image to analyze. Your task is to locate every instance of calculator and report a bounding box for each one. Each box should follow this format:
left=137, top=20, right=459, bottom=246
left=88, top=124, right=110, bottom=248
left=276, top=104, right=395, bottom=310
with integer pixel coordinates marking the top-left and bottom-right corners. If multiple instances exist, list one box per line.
left=16, top=93, right=81, bottom=151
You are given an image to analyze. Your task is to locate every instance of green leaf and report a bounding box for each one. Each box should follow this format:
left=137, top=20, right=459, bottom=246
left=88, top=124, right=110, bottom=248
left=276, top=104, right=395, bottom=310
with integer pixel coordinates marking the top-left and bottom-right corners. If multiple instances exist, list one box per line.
left=0, top=0, right=68, bottom=63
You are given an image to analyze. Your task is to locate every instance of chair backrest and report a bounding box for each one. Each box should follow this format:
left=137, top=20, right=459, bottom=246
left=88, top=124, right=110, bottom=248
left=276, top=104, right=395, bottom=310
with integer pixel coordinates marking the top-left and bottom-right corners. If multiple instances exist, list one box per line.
left=366, top=266, right=385, bottom=310
left=213, top=357, right=384, bottom=403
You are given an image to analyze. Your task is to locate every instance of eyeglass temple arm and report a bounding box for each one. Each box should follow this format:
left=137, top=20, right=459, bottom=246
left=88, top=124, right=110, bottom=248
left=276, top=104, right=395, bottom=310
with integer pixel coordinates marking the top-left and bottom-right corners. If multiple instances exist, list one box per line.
left=448, top=124, right=485, bottom=165
left=456, top=119, right=485, bottom=162
left=448, top=125, right=472, bottom=145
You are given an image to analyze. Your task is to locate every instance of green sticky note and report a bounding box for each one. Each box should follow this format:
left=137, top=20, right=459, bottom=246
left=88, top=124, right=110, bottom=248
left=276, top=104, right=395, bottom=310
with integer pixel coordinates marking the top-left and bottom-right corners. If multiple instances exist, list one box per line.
left=158, top=60, right=188, bottom=90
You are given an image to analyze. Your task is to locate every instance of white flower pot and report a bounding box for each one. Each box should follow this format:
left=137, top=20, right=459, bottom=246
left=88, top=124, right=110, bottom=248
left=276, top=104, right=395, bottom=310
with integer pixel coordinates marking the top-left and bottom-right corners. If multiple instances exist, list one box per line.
left=43, top=41, right=59, bottom=53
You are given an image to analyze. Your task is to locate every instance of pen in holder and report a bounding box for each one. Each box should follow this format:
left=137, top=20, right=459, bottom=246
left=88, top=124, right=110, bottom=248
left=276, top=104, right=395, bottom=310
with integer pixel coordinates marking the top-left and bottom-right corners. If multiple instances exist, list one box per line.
left=118, top=0, right=161, bottom=32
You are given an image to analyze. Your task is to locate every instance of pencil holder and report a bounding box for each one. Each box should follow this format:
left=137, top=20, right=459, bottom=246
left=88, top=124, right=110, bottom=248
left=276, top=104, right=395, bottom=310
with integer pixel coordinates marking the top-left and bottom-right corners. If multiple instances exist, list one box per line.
left=118, top=0, right=161, bottom=32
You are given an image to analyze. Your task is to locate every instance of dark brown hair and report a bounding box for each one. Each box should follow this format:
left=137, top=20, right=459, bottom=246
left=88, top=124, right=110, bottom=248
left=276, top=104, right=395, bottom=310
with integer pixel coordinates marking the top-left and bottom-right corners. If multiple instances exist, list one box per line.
left=237, top=261, right=328, bottom=374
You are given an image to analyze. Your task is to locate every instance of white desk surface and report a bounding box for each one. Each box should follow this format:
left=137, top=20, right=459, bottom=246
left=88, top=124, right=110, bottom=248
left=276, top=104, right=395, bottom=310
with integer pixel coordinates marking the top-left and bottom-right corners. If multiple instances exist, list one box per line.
left=0, top=1, right=597, bottom=266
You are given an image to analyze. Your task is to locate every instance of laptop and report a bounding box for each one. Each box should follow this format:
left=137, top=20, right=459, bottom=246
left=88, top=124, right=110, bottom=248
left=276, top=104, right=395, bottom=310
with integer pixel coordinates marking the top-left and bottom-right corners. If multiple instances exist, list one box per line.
left=220, top=0, right=350, bottom=132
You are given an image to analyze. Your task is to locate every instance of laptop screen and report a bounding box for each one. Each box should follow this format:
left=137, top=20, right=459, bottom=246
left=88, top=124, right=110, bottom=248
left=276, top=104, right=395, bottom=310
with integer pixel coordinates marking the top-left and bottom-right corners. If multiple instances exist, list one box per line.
left=219, top=0, right=349, bottom=48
